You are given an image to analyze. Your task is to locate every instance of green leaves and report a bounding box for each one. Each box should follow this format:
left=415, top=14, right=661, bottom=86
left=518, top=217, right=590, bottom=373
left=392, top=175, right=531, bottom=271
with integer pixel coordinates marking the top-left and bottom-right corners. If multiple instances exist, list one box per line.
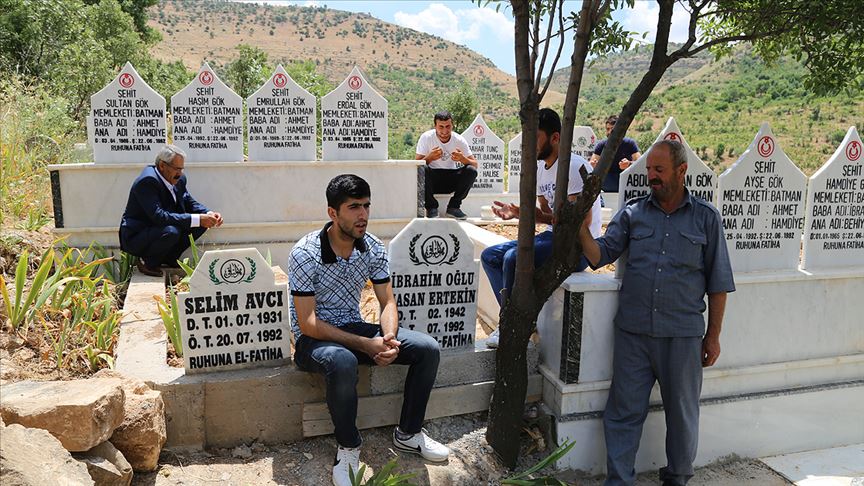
left=348, top=459, right=416, bottom=486
left=501, top=439, right=576, bottom=485
left=155, top=285, right=183, bottom=358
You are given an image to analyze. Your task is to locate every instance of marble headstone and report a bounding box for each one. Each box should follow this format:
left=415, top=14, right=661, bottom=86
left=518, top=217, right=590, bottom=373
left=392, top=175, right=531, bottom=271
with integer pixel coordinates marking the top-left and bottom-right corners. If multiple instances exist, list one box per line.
left=89, top=62, right=166, bottom=163
left=618, top=117, right=717, bottom=209
left=462, top=114, right=505, bottom=193
left=178, top=248, right=290, bottom=374
left=390, top=219, right=479, bottom=351
left=171, top=63, right=244, bottom=162
left=321, top=66, right=388, bottom=160
left=508, top=132, right=522, bottom=194
left=802, top=126, right=864, bottom=270
left=572, top=126, right=597, bottom=163
left=247, top=65, right=316, bottom=161
left=718, top=123, right=807, bottom=272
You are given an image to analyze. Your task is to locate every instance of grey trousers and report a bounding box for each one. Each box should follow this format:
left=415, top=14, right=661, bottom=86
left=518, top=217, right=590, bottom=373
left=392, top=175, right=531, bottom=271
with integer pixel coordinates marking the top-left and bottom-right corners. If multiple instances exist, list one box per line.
left=603, top=327, right=703, bottom=486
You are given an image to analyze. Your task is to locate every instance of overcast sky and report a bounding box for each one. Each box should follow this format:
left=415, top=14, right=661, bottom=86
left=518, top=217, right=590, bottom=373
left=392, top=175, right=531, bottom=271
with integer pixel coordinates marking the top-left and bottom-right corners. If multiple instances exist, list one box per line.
left=241, top=1, right=693, bottom=75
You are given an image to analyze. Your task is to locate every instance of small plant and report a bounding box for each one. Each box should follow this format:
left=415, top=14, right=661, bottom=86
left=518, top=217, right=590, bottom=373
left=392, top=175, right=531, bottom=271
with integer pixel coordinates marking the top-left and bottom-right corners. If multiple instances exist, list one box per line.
left=16, top=208, right=53, bottom=231
left=501, top=439, right=576, bottom=485
left=177, top=234, right=202, bottom=285
left=349, top=458, right=416, bottom=486
left=1, top=248, right=56, bottom=331
left=155, top=285, right=183, bottom=357
left=92, top=243, right=138, bottom=285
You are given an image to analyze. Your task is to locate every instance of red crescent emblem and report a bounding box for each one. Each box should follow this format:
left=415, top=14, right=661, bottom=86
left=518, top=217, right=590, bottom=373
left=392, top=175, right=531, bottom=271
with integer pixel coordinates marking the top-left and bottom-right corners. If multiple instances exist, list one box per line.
left=274, top=73, right=287, bottom=88
left=473, top=125, right=485, bottom=137
left=664, top=132, right=680, bottom=141
left=348, top=75, right=362, bottom=90
left=758, top=136, right=774, bottom=157
left=199, top=71, right=214, bottom=86
left=119, top=73, right=134, bottom=88
left=590, top=135, right=595, bottom=144
left=847, top=140, right=861, bottom=161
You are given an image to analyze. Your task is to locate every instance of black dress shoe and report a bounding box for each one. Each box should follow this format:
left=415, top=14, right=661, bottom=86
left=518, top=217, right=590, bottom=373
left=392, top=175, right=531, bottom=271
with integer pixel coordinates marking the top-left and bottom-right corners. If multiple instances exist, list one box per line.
left=137, top=260, right=163, bottom=277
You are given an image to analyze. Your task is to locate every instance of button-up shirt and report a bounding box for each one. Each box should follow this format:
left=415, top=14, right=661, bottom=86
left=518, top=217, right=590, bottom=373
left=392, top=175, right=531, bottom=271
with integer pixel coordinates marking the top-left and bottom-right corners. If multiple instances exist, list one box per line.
left=595, top=190, right=735, bottom=337
left=288, top=222, right=391, bottom=339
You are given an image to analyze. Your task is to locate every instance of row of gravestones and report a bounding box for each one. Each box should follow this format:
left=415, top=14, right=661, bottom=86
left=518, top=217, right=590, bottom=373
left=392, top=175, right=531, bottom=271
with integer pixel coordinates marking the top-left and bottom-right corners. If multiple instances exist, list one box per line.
left=622, top=118, right=863, bottom=273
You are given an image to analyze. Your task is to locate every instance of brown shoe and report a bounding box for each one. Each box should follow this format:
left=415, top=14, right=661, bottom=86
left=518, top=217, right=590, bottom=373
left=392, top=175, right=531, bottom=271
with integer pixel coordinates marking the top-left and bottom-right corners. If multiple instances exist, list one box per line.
left=137, top=260, right=163, bottom=277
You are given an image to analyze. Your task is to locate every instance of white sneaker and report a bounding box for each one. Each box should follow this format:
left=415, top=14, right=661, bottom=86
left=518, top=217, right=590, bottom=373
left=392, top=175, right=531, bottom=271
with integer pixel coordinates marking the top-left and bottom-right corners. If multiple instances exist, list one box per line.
left=392, top=428, right=450, bottom=462
left=332, top=446, right=361, bottom=486
left=486, top=328, right=500, bottom=348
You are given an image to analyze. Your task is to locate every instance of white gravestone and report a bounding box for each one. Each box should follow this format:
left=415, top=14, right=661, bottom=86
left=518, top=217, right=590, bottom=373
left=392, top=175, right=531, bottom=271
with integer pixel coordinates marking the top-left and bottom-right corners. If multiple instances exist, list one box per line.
left=572, top=126, right=597, bottom=163
left=321, top=66, right=388, bottom=161
left=90, top=62, right=167, bottom=163
left=463, top=114, right=505, bottom=193
left=618, top=118, right=716, bottom=209
left=802, top=126, right=864, bottom=270
left=508, top=132, right=522, bottom=194
left=247, top=65, right=316, bottom=161
left=178, top=248, right=290, bottom=374
left=718, top=123, right=807, bottom=272
left=390, top=219, right=479, bottom=351
left=171, top=63, right=244, bottom=162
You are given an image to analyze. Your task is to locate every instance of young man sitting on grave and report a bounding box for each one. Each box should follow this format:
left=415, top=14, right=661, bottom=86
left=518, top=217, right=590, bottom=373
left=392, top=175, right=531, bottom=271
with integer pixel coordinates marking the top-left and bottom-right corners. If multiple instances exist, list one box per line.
left=288, top=174, right=449, bottom=486
left=119, top=144, right=223, bottom=277
left=481, top=108, right=603, bottom=348
left=416, top=111, right=478, bottom=220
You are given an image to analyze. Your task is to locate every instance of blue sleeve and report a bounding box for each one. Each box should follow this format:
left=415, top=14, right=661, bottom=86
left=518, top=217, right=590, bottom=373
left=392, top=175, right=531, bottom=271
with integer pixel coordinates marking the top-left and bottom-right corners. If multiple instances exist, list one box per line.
left=594, top=205, right=632, bottom=267
left=289, top=246, right=317, bottom=296
left=703, top=207, right=736, bottom=294
left=593, top=139, right=606, bottom=156
left=369, top=239, right=391, bottom=284
left=132, top=178, right=191, bottom=229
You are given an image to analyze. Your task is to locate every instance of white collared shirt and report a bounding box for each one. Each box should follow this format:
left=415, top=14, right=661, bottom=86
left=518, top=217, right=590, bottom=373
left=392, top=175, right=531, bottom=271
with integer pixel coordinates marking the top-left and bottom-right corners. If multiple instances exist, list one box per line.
left=155, top=167, right=200, bottom=228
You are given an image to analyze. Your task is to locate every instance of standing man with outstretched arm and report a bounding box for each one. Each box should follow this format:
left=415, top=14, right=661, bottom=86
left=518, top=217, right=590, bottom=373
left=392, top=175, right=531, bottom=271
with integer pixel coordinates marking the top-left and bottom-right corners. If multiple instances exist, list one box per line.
left=416, top=111, right=478, bottom=220
left=288, top=175, right=449, bottom=486
left=579, top=140, right=735, bottom=486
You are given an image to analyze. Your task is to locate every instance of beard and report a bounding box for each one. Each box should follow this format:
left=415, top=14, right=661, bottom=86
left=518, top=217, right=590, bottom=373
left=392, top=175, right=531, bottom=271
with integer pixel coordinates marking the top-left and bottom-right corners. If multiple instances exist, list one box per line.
left=336, top=218, right=366, bottom=240
left=537, top=140, right=553, bottom=160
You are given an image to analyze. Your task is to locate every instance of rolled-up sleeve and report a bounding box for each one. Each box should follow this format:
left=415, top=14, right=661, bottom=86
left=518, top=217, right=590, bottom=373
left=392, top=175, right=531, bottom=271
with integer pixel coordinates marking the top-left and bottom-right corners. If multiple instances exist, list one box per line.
left=595, top=206, right=631, bottom=268
left=703, top=207, right=736, bottom=294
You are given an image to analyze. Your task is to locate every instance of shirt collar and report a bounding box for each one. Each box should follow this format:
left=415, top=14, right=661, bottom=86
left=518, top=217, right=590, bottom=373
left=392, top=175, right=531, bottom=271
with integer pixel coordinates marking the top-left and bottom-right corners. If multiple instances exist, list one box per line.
left=154, top=165, right=176, bottom=193
left=319, top=221, right=368, bottom=264
left=647, top=187, right=694, bottom=213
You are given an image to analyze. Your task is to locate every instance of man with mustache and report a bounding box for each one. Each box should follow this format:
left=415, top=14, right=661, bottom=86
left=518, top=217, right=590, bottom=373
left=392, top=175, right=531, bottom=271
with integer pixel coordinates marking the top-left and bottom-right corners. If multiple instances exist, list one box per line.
left=579, top=140, right=735, bottom=486
left=480, top=108, right=602, bottom=348
left=119, top=144, right=222, bottom=276
left=288, top=175, right=448, bottom=486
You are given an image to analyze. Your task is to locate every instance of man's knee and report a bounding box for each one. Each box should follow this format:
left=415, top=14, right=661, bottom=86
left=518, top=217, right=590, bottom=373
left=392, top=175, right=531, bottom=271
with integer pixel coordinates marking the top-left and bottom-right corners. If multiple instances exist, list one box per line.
left=325, top=348, right=359, bottom=379
left=160, top=225, right=182, bottom=242
left=481, top=245, right=499, bottom=267
left=462, top=165, right=478, bottom=182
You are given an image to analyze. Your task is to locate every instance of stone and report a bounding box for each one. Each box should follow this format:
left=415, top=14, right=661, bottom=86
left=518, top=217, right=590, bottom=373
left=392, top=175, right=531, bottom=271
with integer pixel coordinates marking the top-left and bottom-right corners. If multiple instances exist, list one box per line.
left=92, top=370, right=166, bottom=472
left=802, top=126, right=864, bottom=270
left=178, top=248, right=290, bottom=374
left=247, top=64, right=316, bottom=161
left=231, top=444, right=252, bottom=459
left=462, top=114, right=505, bottom=193
left=171, top=62, right=244, bottom=162
left=390, top=219, right=479, bottom=350
left=89, top=62, right=167, bottom=164
left=718, top=123, right=807, bottom=272
left=508, top=132, right=522, bottom=193
left=73, top=441, right=133, bottom=486
left=571, top=126, right=597, bottom=163
left=321, top=66, right=388, bottom=160
left=0, top=423, right=94, bottom=485
left=0, top=380, right=125, bottom=452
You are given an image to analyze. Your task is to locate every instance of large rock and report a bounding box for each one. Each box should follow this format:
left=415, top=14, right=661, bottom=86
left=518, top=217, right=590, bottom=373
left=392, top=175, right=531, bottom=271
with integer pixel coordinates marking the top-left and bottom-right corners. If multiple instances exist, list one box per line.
left=0, top=379, right=125, bottom=451
left=73, top=441, right=133, bottom=486
left=0, top=423, right=94, bottom=485
left=94, top=370, right=167, bottom=472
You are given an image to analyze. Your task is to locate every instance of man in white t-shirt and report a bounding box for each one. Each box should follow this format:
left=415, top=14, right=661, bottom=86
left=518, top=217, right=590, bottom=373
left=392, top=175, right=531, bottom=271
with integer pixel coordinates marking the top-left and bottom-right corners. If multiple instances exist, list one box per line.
left=415, top=111, right=478, bottom=220
left=480, top=108, right=602, bottom=347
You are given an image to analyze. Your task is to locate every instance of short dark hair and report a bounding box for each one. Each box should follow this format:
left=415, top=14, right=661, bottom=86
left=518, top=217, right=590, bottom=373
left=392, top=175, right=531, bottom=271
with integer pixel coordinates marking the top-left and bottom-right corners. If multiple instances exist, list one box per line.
left=538, top=108, right=561, bottom=136
left=434, top=111, right=452, bottom=123
left=326, top=174, right=371, bottom=209
left=605, top=115, right=618, bottom=125
left=653, top=140, right=688, bottom=168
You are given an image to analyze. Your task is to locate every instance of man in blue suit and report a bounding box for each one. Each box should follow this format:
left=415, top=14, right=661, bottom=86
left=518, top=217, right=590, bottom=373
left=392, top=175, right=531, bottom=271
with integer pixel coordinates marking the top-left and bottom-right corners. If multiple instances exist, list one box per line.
left=119, top=145, right=223, bottom=276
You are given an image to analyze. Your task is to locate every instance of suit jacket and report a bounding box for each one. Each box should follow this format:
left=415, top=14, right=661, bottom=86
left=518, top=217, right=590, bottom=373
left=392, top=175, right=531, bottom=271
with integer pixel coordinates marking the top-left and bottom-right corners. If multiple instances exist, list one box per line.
left=119, top=165, right=209, bottom=249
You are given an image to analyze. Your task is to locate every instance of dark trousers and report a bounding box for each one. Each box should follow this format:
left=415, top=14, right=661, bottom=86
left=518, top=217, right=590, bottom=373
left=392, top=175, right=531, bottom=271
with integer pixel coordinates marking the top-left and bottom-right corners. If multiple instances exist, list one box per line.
left=120, top=225, right=206, bottom=267
left=603, top=327, right=703, bottom=486
left=424, top=165, right=477, bottom=210
left=293, top=322, right=441, bottom=448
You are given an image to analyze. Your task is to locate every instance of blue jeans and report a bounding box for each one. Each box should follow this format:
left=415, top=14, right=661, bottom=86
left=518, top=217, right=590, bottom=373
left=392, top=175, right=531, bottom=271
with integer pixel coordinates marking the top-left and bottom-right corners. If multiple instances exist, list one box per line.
left=293, top=322, right=440, bottom=448
left=481, top=231, right=588, bottom=306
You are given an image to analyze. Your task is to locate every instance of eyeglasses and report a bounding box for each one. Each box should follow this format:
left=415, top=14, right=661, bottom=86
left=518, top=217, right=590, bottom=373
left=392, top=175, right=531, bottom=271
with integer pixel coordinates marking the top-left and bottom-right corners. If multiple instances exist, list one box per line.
left=162, top=161, right=184, bottom=172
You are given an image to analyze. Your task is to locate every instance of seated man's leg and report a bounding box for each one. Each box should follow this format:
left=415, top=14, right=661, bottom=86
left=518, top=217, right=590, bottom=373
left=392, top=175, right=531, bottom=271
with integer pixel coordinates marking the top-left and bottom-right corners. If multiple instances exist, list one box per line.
left=166, top=226, right=207, bottom=265
left=423, top=166, right=442, bottom=214
left=293, top=335, right=365, bottom=448
left=447, top=165, right=477, bottom=210
left=390, top=328, right=440, bottom=434
left=124, top=225, right=183, bottom=267
left=481, top=239, right=518, bottom=306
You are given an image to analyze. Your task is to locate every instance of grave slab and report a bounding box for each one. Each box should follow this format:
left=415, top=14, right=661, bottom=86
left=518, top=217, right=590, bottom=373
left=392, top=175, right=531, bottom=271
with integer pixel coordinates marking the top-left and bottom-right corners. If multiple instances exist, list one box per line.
left=321, top=66, right=388, bottom=160
left=508, top=132, right=522, bottom=194
left=247, top=65, right=316, bottom=161
left=463, top=114, right=505, bottom=193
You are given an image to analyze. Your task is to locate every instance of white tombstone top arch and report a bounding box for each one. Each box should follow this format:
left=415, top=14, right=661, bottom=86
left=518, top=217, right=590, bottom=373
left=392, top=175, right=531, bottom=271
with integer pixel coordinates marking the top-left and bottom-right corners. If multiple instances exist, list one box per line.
left=321, top=66, right=388, bottom=161
left=90, top=62, right=167, bottom=163
left=802, top=126, right=864, bottom=270
left=572, top=126, right=597, bottom=163
left=462, top=114, right=505, bottom=193
left=618, top=117, right=716, bottom=209
left=718, top=123, right=807, bottom=272
left=247, top=65, right=316, bottom=161
left=171, top=62, right=244, bottom=162
left=508, top=132, right=522, bottom=194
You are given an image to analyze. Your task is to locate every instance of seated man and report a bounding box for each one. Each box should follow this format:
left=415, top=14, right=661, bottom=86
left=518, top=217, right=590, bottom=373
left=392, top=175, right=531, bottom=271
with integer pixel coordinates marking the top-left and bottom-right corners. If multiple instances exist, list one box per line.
left=119, top=145, right=222, bottom=276
left=415, top=111, right=478, bottom=220
left=289, top=175, right=449, bottom=486
left=481, top=108, right=602, bottom=348
left=590, top=114, right=642, bottom=194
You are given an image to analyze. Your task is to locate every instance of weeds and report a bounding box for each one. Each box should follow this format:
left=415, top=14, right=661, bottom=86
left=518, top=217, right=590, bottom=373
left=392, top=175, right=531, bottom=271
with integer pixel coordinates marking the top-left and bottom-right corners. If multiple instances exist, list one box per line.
left=155, top=285, right=183, bottom=357
left=349, top=459, right=416, bottom=486
left=501, top=439, right=577, bottom=485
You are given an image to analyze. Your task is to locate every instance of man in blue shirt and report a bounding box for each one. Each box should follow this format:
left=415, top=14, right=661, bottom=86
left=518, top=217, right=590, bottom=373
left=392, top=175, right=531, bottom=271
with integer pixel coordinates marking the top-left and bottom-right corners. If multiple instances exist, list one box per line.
left=579, top=140, right=735, bottom=486
left=289, top=175, right=449, bottom=486
left=591, top=115, right=641, bottom=193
